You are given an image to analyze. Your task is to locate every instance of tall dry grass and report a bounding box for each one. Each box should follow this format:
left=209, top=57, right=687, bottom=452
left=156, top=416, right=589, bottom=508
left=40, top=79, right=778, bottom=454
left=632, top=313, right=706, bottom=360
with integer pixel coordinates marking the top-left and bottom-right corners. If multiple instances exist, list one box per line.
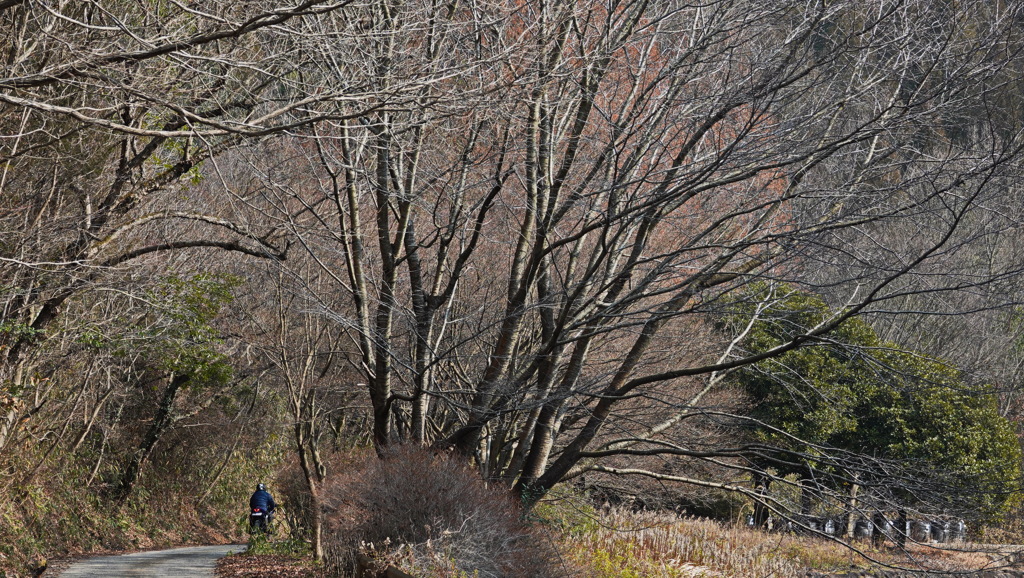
left=560, top=510, right=851, bottom=577
left=553, top=506, right=997, bottom=577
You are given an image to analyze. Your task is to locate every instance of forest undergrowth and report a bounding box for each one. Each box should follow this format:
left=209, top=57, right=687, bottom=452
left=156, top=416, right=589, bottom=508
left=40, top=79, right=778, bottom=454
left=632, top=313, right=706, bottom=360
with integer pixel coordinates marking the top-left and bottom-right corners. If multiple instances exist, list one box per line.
left=1, top=442, right=1015, bottom=578
left=0, top=443, right=274, bottom=577
left=259, top=447, right=1011, bottom=578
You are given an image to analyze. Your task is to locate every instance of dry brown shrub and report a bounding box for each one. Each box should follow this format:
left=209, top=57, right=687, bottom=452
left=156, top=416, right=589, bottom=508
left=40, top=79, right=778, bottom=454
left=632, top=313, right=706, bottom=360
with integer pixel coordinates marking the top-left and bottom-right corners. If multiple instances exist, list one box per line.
left=274, top=458, right=317, bottom=540
left=320, top=445, right=562, bottom=577
left=275, top=449, right=375, bottom=543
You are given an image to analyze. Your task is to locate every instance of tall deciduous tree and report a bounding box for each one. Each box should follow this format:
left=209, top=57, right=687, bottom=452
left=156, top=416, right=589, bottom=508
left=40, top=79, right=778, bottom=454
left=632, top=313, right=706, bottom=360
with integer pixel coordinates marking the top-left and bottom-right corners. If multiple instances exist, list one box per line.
left=236, top=0, right=1024, bottom=509
left=5, top=0, right=1024, bottom=539
left=0, top=0, right=358, bottom=482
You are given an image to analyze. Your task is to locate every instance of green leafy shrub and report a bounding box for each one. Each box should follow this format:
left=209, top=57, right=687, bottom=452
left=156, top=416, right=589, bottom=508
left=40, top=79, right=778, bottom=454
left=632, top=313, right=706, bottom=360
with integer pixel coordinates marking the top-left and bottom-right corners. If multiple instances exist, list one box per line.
left=723, top=283, right=1023, bottom=523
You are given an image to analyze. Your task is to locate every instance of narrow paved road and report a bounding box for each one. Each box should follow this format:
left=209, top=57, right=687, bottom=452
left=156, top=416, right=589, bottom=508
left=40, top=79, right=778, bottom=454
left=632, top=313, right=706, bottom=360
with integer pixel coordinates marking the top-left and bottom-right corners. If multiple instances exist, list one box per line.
left=58, top=545, right=245, bottom=577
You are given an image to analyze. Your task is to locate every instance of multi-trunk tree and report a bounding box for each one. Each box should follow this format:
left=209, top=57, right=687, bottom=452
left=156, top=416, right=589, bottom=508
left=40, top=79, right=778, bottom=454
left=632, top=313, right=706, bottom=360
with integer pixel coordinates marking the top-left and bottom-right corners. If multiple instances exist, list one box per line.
left=0, top=0, right=360, bottom=497
left=234, top=0, right=1024, bottom=509
left=5, top=0, right=1024, bottom=539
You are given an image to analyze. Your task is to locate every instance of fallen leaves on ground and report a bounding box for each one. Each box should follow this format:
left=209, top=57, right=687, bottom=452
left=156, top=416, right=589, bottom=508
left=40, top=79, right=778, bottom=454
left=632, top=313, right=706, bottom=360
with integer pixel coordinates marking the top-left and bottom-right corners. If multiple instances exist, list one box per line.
left=215, top=553, right=316, bottom=577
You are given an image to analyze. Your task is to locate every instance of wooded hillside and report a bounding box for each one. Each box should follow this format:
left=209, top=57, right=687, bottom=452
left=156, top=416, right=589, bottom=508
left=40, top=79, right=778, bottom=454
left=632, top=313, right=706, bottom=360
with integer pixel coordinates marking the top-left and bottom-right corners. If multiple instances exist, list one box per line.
left=4, top=0, right=1024, bottom=574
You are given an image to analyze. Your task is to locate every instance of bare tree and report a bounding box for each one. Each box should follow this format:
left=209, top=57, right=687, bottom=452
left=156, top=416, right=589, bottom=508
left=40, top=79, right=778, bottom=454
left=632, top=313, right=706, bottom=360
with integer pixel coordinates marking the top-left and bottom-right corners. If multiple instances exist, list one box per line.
left=239, top=262, right=362, bottom=559
left=228, top=0, right=1024, bottom=514
left=6, top=0, right=1024, bottom=556
left=0, top=0, right=369, bottom=468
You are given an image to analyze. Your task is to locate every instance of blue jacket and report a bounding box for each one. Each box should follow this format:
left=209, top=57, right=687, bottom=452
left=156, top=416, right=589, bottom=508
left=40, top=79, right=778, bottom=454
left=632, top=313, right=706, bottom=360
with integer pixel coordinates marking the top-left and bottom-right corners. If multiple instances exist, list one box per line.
left=249, top=489, right=276, bottom=512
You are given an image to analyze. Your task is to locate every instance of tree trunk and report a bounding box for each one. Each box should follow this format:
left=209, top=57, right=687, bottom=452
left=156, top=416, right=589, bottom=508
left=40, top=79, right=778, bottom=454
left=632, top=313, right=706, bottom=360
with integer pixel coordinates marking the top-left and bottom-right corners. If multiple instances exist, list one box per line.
left=752, top=471, right=772, bottom=530
left=897, top=509, right=909, bottom=549
left=800, top=475, right=815, bottom=516
left=114, top=373, right=189, bottom=504
left=844, top=482, right=860, bottom=539
left=298, top=448, right=324, bottom=560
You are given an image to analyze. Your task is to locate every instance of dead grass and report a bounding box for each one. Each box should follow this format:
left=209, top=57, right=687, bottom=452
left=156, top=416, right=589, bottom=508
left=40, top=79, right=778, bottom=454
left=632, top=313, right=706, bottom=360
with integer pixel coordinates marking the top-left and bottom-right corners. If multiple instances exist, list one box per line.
left=556, top=508, right=1010, bottom=577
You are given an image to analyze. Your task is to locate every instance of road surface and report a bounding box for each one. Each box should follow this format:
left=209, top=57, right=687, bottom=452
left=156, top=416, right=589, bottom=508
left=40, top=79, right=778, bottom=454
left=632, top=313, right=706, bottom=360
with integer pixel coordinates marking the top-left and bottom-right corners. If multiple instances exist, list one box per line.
left=58, top=544, right=244, bottom=577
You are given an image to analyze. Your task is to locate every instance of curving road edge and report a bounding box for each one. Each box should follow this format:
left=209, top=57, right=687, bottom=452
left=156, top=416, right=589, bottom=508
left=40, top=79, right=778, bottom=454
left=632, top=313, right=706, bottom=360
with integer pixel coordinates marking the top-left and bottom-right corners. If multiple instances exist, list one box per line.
left=58, top=544, right=245, bottom=577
